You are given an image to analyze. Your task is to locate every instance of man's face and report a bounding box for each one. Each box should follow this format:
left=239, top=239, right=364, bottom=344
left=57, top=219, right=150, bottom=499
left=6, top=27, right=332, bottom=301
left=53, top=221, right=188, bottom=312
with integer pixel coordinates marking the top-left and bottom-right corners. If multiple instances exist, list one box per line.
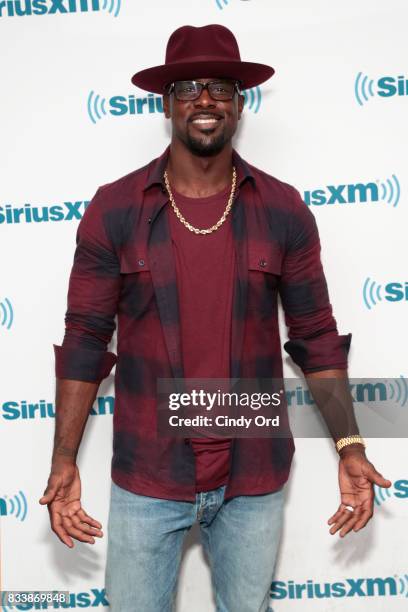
left=163, top=77, right=244, bottom=157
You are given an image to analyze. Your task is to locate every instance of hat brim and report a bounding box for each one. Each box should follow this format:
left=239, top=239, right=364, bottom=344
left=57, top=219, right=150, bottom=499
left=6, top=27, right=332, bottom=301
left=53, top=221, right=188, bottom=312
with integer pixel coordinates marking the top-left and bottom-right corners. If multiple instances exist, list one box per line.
left=131, top=60, right=274, bottom=94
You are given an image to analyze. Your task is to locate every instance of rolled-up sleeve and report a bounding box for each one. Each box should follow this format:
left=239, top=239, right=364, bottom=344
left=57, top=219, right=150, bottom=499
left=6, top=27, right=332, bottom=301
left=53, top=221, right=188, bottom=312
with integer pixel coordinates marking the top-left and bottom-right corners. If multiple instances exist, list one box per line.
left=280, top=189, right=352, bottom=373
left=54, top=186, right=120, bottom=382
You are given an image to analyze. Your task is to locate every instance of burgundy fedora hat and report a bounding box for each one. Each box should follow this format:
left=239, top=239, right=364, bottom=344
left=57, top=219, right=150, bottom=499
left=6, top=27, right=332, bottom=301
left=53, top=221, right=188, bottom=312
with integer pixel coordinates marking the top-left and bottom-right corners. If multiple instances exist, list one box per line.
left=131, top=24, right=274, bottom=94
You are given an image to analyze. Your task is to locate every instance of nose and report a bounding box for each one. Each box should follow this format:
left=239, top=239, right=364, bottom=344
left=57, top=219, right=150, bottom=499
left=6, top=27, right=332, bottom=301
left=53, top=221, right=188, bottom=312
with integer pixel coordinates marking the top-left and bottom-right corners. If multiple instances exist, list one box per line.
left=194, top=86, right=216, bottom=108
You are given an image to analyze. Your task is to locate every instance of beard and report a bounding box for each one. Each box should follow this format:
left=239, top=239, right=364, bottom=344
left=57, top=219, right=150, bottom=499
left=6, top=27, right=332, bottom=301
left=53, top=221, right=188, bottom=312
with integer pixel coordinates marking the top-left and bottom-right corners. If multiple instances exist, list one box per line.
left=183, top=125, right=229, bottom=157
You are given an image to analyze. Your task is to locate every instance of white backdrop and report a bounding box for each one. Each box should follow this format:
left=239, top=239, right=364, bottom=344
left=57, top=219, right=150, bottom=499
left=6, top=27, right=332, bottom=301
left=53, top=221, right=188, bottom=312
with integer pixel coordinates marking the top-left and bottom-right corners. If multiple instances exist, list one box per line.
left=1, top=0, right=407, bottom=610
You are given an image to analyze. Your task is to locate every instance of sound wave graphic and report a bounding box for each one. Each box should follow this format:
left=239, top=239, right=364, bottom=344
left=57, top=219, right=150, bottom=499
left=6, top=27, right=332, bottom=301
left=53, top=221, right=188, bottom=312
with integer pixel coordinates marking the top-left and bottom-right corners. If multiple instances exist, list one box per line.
left=1, top=593, right=12, bottom=612
left=355, top=72, right=375, bottom=106
left=101, top=0, right=121, bottom=17
left=373, top=483, right=392, bottom=506
left=398, top=574, right=408, bottom=597
left=387, top=375, right=408, bottom=407
left=243, top=86, right=262, bottom=113
left=0, top=490, right=27, bottom=521
left=379, top=174, right=401, bottom=208
left=0, top=297, right=13, bottom=329
left=215, top=0, right=251, bottom=8
left=87, top=91, right=108, bottom=124
left=362, top=277, right=383, bottom=310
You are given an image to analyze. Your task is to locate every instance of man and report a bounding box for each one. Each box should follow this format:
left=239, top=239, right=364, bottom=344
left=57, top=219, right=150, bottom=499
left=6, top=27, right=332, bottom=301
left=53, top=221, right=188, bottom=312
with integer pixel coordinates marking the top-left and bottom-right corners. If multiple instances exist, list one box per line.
left=40, top=25, right=391, bottom=612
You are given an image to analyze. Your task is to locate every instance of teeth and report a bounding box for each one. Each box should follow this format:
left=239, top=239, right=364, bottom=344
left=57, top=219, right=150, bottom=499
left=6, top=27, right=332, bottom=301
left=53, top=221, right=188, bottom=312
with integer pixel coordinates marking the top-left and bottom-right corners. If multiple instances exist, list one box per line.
left=192, top=118, right=218, bottom=124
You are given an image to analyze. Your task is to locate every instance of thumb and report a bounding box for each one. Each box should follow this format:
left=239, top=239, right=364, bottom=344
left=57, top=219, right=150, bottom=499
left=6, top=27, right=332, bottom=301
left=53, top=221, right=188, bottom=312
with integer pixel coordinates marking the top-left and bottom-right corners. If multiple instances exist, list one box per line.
left=39, top=478, right=62, bottom=505
left=39, top=488, right=57, bottom=505
left=366, top=467, right=392, bottom=488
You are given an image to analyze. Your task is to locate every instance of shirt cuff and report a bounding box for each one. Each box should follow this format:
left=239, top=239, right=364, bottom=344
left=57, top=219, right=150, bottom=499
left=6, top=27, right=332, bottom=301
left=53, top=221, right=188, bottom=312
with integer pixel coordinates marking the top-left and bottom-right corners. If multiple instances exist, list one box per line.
left=283, top=332, right=352, bottom=374
left=54, top=344, right=117, bottom=383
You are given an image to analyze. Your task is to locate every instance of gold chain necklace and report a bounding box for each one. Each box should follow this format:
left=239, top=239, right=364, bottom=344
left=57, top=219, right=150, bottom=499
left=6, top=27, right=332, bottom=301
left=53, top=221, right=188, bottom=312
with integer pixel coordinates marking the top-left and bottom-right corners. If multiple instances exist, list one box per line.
left=163, top=167, right=237, bottom=235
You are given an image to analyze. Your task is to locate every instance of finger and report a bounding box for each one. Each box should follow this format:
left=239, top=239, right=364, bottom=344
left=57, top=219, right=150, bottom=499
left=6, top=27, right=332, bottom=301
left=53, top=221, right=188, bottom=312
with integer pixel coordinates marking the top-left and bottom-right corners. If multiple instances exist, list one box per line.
left=328, top=509, right=343, bottom=525
left=61, top=504, right=102, bottom=530
left=329, top=507, right=361, bottom=535
left=70, top=514, right=103, bottom=537
left=353, top=508, right=374, bottom=532
left=328, top=505, right=350, bottom=525
left=50, top=512, right=74, bottom=548
left=338, top=507, right=363, bottom=537
left=76, top=508, right=102, bottom=530
left=62, top=516, right=96, bottom=544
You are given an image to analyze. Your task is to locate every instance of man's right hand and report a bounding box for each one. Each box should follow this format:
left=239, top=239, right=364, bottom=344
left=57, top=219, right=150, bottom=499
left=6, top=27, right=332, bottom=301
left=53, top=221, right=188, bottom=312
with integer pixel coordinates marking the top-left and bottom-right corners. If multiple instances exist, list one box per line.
left=39, top=463, right=103, bottom=548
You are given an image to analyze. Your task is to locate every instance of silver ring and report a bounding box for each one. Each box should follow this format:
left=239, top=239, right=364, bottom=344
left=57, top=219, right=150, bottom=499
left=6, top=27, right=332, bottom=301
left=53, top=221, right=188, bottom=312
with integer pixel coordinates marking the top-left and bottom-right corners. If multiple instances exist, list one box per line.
left=344, top=505, right=354, bottom=512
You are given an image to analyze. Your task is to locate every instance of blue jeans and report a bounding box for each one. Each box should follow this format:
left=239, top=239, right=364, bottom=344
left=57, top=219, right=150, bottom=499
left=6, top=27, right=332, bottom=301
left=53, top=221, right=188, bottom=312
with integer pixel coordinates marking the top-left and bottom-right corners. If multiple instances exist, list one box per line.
left=105, top=481, right=283, bottom=612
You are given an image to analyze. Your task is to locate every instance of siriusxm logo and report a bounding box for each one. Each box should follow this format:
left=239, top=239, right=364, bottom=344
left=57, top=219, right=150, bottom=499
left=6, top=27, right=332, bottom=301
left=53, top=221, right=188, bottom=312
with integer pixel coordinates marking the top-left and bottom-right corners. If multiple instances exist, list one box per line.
left=355, top=72, right=408, bottom=106
left=0, top=200, right=90, bottom=225
left=271, top=574, right=408, bottom=599
left=87, top=91, right=163, bottom=123
left=286, top=376, right=408, bottom=408
left=0, top=490, right=27, bottom=521
left=0, top=297, right=13, bottom=330
left=0, top=0, right=121, bottom=18
left=87, top=87, right=262, bottom=123
left=1, top=396, right=114, bottom=420
left=374, top=479, right=408, bottom=506
left=363, top=278, right=408, bottom=309
left=304, top=175, right=400, bottom=207
left=1, top=588, right=109, bottom=610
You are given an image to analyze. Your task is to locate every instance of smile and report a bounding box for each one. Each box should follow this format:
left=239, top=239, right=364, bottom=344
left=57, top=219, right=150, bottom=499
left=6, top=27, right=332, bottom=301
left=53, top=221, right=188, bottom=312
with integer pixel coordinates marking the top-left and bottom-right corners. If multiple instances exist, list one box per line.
left=192, top=118, right=220, bottom=124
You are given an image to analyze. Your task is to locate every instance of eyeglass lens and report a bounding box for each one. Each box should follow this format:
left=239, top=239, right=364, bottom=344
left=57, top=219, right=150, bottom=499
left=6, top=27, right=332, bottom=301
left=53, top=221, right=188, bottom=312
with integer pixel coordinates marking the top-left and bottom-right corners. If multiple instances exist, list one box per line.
left=173, top=80, right=237, bottom=101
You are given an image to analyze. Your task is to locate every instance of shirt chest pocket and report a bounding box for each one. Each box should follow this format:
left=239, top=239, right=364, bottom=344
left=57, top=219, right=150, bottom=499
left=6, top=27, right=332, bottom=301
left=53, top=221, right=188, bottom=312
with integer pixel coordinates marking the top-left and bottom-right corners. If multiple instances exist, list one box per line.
left=119, top=250, right=155, bottom=319
left=247, top=246, right=282, bottom=317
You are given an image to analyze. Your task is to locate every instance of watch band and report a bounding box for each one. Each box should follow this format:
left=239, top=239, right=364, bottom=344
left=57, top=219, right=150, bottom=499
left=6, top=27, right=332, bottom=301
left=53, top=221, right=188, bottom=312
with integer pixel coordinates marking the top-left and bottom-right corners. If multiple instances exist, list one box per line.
left=336, top=435, right=366, bottom=453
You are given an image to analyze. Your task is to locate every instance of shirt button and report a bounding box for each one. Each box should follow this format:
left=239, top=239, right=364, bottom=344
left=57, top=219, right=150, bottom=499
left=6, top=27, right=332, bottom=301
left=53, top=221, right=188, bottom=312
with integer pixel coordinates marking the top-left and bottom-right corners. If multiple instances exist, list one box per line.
left=259, top=258, right=267, bottom=268
left=138, top=259, right=145, bottom=267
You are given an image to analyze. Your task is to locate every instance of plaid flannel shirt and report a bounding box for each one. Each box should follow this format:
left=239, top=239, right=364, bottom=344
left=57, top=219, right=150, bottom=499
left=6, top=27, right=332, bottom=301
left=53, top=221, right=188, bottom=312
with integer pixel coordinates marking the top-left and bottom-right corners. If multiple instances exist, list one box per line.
left=54, top=147, right=351, bottom=501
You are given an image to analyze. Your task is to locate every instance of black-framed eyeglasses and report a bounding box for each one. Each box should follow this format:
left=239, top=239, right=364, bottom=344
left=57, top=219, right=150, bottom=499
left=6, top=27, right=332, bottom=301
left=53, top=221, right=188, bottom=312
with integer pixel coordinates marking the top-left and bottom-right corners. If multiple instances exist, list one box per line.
left=166, top=80, right=242, bottom=101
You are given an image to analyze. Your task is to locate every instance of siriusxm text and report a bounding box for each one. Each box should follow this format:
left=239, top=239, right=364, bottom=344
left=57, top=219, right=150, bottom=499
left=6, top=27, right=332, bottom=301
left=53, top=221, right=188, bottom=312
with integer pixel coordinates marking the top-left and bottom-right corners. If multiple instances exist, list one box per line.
left=110, top=94, right=163, bottom=116
left=287, top=381, right=400, bottom=406
left=377, top=75, right=408, bottom=98
left=0, top=201, right=89, bottom=224
left=1, top=396, right=113, bottom=420
left=271, top=575, right=404, bottom=599
left=0, top=0, right=100, bottom=16
left=305, top=182, right=379, bottom=205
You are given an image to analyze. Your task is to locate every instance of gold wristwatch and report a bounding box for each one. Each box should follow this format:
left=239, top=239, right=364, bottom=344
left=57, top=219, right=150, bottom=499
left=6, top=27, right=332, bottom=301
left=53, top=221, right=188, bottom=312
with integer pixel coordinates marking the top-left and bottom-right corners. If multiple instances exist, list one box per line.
left=335, top=435, right=366, bottom=453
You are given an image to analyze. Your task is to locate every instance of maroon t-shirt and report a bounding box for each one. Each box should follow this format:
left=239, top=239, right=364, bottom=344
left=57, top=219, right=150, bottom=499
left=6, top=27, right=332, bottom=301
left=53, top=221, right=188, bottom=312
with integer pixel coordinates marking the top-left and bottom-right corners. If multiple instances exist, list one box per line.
left=167, top=185, right=235, bottom=492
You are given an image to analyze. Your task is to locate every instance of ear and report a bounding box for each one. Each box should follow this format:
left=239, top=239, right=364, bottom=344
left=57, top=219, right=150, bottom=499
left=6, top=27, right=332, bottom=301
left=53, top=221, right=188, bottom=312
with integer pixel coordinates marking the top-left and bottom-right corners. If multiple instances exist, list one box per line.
left=163, top=94, right=171, bottom=118
left=237, top=94, right=245, bottom=119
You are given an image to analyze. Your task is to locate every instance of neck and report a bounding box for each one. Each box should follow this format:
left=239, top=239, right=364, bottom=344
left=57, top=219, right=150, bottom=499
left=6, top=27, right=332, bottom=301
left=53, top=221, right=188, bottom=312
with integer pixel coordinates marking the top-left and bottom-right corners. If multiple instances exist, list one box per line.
left=166, top=138, right=234, bottom=198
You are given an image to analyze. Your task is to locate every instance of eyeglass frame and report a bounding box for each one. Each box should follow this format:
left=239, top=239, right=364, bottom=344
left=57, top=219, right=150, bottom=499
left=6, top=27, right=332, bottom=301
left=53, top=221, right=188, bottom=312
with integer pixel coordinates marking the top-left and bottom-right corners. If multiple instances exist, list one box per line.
left=165, top=79, right=243, bottom=101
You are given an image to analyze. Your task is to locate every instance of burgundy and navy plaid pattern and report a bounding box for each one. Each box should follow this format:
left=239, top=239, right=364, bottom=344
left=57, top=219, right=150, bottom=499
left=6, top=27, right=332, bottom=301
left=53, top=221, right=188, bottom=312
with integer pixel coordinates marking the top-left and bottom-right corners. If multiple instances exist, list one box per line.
left=54, top=148, right=351, bottom=501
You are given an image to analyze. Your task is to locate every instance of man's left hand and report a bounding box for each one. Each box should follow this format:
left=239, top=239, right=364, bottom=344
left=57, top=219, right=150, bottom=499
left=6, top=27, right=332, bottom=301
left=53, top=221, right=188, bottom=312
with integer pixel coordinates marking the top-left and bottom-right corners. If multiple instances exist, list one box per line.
left=327, top=448, right=391, bottom=537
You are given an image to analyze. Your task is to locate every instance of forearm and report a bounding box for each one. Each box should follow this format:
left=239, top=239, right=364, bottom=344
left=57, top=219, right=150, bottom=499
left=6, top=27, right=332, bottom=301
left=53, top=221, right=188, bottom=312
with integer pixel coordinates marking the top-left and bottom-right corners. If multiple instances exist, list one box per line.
left=305, top=369, right=364, bottom=455
left=51, top=378, right=99, bottom=466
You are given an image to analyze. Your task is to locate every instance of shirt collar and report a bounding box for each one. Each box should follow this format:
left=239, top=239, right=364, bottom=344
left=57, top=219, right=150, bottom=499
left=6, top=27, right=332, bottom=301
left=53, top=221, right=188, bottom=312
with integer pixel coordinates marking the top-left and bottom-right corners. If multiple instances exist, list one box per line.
left=143, top=146, right=255, bottom=192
